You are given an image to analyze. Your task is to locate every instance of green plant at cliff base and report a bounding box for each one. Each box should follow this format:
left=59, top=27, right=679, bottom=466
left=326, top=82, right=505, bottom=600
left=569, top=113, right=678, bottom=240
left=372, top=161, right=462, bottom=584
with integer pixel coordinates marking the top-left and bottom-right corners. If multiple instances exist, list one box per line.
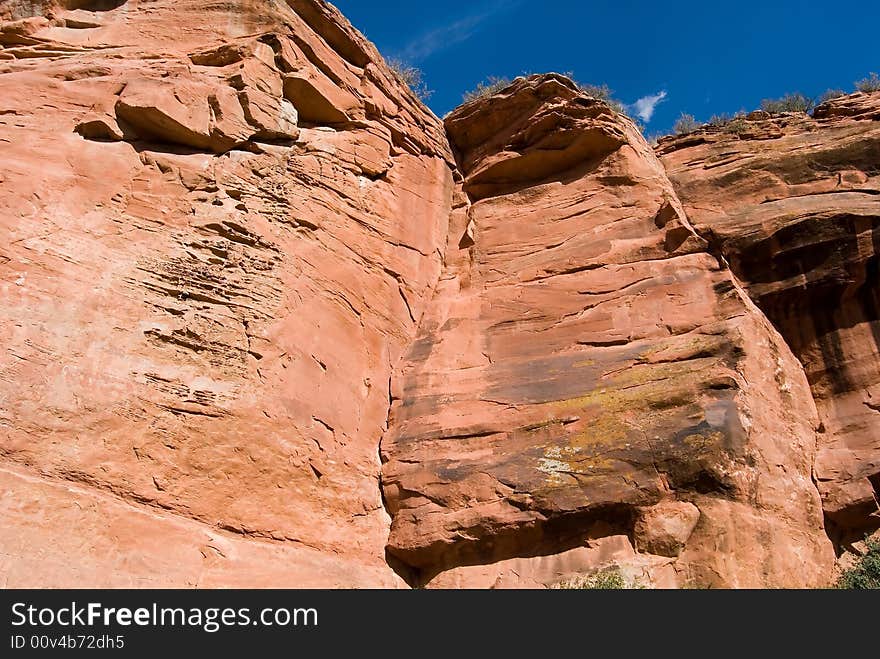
left=386, top=57, right=433, bottom=102
left=551, top=566, right=642, bottom=590
left=837, top=538, right=880, bottom=589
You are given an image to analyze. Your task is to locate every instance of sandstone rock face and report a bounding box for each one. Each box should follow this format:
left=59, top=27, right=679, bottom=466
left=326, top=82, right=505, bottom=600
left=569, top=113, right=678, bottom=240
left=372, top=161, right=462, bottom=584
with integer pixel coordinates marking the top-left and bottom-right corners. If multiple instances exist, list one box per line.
left=0, top=0, right=450, bottom=587
left=634, top=500, right=701, bottom=558
left=0, top=0, right=874, bottom=589
left=658, top=95, right=880, bottom=551
left=380, top=75, right=832, bottom=588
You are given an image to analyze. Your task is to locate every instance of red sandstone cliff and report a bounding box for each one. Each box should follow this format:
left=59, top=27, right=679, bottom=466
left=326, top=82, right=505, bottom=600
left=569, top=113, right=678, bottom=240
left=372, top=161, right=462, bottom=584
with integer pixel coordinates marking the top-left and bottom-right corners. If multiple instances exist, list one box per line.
left=0, top=0, right=451, bottom=588
left=0, top=0, right=877, bottom=588
left=657, top=99, right=880, bottom=557
left=383, top=75, right=834, bottom=588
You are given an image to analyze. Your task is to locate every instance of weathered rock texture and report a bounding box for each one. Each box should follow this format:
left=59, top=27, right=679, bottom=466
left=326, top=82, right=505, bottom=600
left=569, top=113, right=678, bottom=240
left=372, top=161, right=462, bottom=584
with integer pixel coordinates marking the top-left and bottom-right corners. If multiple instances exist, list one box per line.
left=0, top=0, right=451, bottom=587
left=382, top=76, right=834, bottom=588
left=659, top=98, right=880, bottom=554
left=1, top=0, right=877, bottom=589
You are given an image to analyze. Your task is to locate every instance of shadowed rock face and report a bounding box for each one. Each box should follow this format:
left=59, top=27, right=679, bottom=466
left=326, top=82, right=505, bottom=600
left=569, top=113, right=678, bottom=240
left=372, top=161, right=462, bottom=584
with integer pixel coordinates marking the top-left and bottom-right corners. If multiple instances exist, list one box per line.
left=0, top=0, right=874, bottom=589
left=658, top=97, right=880, bottom=548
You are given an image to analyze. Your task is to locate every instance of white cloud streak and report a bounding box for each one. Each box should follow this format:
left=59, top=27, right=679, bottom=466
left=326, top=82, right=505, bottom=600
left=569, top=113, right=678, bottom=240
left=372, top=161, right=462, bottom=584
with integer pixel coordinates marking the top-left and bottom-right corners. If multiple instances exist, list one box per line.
left=631, top=90, right=668, bottom=122
left=397, top=1, right=519, bottom=62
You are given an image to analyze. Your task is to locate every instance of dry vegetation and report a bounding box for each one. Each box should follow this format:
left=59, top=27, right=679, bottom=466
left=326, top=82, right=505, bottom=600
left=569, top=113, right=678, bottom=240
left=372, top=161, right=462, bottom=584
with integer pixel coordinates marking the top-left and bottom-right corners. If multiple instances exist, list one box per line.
left=386, top=57, right=433, bottom=102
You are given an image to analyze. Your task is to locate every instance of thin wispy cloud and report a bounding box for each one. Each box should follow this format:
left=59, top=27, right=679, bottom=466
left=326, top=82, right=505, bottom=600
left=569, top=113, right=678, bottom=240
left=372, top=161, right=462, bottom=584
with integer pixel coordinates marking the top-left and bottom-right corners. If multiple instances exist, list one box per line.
left=397, top=1, right=520, bottom=62
left=631, top=90, right=668, bottom=122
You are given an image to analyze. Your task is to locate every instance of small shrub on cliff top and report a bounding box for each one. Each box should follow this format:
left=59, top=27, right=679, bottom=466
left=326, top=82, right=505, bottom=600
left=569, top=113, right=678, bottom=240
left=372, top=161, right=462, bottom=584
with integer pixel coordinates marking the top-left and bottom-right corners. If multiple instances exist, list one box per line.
left=818, top=88, right=846, bottom=104
left=386, top=57, right=433, bottom=102
left=837, top=538, right=880, bottom=589
left=855, top=72, right=880, bottom=93
left=708, top=111, right=748, bottom=135
left=644, top=132, right=664, bottom=147
left=461, top=76, right=513, bottom=104
left=580, top=83, right=627, bottom=115
left=577, top=82, right=614, bottom=101
left=672, top=113, right=701, bottom=135
left=760, top=92, right=815, bottom=114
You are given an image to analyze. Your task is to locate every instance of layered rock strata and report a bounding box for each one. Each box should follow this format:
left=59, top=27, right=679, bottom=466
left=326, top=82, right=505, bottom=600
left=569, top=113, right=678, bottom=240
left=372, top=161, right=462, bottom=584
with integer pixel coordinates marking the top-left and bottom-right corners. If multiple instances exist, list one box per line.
left=658, top=98, right=880, bottom=551
left=2, top=0, right=878, bottom=589
left=0, top=0, right=450, bottom=587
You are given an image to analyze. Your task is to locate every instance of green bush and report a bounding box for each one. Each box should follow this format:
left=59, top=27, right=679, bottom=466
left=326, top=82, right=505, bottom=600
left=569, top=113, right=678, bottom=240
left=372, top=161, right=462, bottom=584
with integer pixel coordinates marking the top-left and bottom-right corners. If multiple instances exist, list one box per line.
left=837, top=539, right=880, bottom=589
left=760, top=92, right=815, bottom=114
left=577, top=82, right=613, bottom=101
left=461, top=76, right=512, bottom=104
left=855, top=72, right=880, bottom=93
left=552, top=567, right=636, bottom=590
left=673, top=113, right=701, bottom=135
left=386, top=58, right=433, bottom=102
left=707, top=112, right=731, bottom=127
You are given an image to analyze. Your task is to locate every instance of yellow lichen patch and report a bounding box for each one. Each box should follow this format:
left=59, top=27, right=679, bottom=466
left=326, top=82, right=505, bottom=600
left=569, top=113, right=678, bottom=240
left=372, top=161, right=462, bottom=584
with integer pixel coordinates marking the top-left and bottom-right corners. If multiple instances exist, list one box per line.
left=521, top=419, right=561, bottom=433
left=681, top=430, right=725, bottom=453
left=531, top=349, right=734, bottom=490
left=536, top=412, right=634, bottom=488
left=537, top=445, right=626, bottom=488
left=609, top=356, right=716, bottom=390
left=569, top=413, right=629, bottom=449
left=547, top=364, right=703, bottom=420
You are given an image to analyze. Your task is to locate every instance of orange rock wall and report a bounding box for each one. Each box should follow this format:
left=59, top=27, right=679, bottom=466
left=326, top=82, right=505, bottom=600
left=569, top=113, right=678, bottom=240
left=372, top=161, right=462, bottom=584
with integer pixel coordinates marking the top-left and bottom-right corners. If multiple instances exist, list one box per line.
left=382, top=76, right=834, bottom=588
left=0, top=0, right=451, bottom=587
left=1, top=0, right=877, bottom=588
left=658, top=101, right=880, bottom=551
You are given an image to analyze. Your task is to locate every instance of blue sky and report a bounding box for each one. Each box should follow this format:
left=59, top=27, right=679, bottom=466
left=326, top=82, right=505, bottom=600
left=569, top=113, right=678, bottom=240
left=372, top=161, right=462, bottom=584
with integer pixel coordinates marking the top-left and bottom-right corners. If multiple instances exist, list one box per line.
left=333, top=0, right=879, bottom=135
